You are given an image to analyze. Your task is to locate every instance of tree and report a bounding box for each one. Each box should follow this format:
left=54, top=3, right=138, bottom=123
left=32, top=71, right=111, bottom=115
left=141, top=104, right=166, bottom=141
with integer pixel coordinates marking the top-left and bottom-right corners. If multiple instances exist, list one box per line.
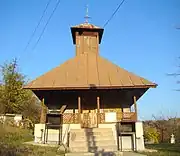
left=0, top=59, right=26, bottom=113
left=167, top=57, right=180, bottom=91
left=0, top=85, right=5, bottom=114
left=0, top=59, right=40, bottom=123
left=151, top=113, right=180, bottom=143
left=144, top=126, right=160, bottom=143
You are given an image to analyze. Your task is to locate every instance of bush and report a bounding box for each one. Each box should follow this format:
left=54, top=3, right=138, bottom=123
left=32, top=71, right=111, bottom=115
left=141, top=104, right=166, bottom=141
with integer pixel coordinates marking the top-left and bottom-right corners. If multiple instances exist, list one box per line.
left=144, top=126, right=160, bottom=143
left=0, top=123, right=32, bottom=156
left=0, top=123, right=33, bottom=144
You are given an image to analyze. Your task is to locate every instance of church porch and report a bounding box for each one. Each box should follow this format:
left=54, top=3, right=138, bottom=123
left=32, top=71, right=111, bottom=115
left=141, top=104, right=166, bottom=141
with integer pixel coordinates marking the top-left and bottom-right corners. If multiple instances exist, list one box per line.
left=34, top=88, right=145, bottom=127
left=33, top=89, right=145, bottom=152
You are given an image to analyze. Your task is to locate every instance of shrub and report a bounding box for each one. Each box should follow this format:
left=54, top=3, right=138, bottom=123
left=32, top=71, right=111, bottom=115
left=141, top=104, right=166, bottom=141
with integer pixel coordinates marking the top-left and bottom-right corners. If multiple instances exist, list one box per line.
left=144, top=126, right=160, bottom=143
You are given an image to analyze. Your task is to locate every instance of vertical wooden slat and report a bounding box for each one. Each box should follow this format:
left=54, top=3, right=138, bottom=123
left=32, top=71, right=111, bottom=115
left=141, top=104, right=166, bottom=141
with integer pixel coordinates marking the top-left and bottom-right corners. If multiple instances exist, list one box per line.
left=73, top=109, right=75, bottom=123
left=78, top=96, right=81, bottom=123
left=97, top=96, right=100, bottom=125
left=133, top=96, right=137, bottom=121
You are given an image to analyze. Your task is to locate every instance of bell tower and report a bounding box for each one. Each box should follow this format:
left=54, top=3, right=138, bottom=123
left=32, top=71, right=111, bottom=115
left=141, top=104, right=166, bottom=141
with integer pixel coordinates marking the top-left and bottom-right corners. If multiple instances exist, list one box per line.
left=71, top=6, right=104, bottom=56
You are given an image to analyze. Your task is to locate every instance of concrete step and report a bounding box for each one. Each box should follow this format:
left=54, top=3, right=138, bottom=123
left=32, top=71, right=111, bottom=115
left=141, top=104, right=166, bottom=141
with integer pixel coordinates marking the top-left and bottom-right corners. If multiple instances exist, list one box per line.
left=69, top=128, right=117, bottom=153
left=69, top=145, right=118, bottom=153
left=65, top=151, right=123, bottom=156
left=70, top=131, right=114, bottom=137
left=69, top=134, right=114, bottom=142
left=70, top=140, right=116, bottom=147
left=65, top=152, right=95, bottom=156
left=70, top=128, right=112, bottom=133
left=70, top=135, right=115, bottom=142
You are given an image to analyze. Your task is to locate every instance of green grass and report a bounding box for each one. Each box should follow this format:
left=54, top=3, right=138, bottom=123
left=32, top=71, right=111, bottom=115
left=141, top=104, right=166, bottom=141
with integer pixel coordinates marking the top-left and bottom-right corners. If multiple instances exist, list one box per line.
left=0, top=123, right=65, bottom=156
left=0, top=144, right=64, bottom=156
left=140, top=143, right=180, bottom=156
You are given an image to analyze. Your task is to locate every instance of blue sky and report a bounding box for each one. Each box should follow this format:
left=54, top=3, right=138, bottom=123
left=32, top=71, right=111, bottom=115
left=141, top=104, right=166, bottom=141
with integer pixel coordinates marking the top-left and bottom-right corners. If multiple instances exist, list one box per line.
left=0, top=0, right=180, bottom=120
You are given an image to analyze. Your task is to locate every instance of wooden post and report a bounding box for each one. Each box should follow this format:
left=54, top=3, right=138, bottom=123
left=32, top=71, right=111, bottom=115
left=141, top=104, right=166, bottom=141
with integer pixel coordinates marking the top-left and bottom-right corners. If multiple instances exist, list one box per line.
left=78, top=96, right=81, bottom=123
left=97, top=96, right=100, bottom=125
left=40, top=98, right=47, bottom=124
left=133, top=96, right=137, bottom=121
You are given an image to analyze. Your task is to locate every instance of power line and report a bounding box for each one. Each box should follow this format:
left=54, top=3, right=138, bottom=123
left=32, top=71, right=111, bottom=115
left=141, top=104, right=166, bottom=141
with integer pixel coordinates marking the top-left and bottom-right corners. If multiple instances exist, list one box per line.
left=32, top=0, right=62, bottom=51
left=103, top=0, right=126, bottom=28
left=22, top=0, right=52, bottom=55
left=19, top=0, right=62, bottom=68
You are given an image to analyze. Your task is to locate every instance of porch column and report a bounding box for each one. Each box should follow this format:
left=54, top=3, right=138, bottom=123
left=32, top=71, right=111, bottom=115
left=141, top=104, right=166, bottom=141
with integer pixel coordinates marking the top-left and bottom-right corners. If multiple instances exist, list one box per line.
left=97, top=96, right=100, bottom=125
left=40, top=98, right=47, bottom=124
left=78, top=96, right=81, bottom=123
left=133, top=96, right=138, bottom=121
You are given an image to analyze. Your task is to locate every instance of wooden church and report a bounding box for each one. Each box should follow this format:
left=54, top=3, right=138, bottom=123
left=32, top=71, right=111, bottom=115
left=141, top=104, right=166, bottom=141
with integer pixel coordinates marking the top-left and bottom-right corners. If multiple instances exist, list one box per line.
left=24, top=19, right=157, bottom=152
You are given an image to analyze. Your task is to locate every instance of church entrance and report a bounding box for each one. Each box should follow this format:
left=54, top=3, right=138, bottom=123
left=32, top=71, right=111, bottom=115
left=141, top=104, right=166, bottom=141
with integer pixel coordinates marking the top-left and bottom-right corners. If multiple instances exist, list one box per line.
left=81, top=109, right=97, bottom=128
left=80, top=96, right=98, bottom=128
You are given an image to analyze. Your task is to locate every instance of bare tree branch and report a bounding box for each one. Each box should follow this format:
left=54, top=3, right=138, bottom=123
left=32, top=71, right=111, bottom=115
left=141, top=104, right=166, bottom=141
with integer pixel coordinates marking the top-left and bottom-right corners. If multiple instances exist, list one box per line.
left=173, top=89, right=180, bottom=91
left=167, top=73, right=180, bottom=77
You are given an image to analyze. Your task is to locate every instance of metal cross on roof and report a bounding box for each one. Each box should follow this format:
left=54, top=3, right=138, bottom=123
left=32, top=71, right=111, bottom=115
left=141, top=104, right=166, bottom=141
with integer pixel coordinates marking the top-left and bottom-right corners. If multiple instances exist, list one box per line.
left=84, top=4, right=90, bottom=23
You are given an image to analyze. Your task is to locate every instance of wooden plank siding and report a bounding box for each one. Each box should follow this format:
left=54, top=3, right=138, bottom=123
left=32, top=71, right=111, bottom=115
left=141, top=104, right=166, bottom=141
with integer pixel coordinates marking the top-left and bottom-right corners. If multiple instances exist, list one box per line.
left=62, top=111, right=137, bottom=124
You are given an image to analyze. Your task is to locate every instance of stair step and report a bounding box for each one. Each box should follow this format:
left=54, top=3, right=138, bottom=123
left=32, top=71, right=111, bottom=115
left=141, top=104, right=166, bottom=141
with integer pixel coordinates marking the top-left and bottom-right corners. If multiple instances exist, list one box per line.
left=69, top=128, right=116, bottom=153
left=69, top=135, right=114, bottom=142
left=70, top=128, right=112, bottom=133
left=70, top=131, right=113, bottom=137
left=65, top=151, right=123, bottom=156
left=70, top=136, right=115, bottom=142
left=65, top=152, right=95, bottom=156
left=70, top=140, right=116, bottom=147
left=70, top=145, right=118, bottom=153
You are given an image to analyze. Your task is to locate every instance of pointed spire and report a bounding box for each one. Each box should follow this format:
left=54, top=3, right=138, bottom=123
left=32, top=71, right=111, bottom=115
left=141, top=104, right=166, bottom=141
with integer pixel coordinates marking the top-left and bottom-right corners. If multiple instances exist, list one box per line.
left=84, top=4, right=90, bottom=24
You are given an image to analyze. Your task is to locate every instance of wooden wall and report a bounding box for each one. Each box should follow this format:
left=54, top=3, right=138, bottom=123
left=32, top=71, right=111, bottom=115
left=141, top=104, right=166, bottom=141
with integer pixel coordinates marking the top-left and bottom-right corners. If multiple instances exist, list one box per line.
left=75, top=32, right=99, bottom=56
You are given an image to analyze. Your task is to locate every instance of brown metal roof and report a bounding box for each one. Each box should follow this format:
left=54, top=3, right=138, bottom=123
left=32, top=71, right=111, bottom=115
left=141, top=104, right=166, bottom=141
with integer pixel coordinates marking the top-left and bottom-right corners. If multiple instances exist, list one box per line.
left=24, top=53, right=157, bottom=90
left=72, top=23, right=101, bottom=29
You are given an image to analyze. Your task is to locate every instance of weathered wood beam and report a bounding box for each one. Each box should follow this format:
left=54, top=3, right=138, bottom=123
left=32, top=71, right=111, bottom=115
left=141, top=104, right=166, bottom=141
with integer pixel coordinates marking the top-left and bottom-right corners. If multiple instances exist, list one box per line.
left=97, top=96, right=100, bottom=125
left=78, top=96, right=81, bottom=123
left=40, top=98, right=47, bottom=124
left=133, top=96, right=138, bottom=121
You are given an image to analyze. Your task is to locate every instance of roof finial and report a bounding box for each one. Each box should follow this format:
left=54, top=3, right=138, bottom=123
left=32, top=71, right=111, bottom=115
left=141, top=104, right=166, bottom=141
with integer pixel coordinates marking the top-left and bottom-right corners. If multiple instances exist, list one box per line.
left=84, top=4, right=90, bottom=24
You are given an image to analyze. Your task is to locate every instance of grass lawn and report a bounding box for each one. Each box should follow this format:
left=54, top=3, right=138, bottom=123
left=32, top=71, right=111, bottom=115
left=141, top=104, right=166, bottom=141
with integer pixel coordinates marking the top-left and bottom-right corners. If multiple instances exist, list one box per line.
left=140, top=143, right=180, bottom=156
left=0, top=123, right=65, bottom=156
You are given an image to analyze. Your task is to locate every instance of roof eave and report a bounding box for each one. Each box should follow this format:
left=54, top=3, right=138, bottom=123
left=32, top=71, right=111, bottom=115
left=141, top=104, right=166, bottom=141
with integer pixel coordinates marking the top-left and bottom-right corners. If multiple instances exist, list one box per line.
left=23, top=84, right=157, bottom=90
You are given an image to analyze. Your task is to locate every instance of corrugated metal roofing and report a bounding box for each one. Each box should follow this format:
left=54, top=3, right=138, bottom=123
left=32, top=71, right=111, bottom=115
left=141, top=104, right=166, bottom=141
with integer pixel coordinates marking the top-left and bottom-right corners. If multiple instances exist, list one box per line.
left=24, top=53, right=157, bottom=90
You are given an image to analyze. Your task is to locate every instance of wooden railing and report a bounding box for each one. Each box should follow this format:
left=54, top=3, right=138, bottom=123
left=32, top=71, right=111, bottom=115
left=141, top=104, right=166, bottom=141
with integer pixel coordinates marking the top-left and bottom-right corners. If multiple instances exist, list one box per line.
left=63, top=112, right=137, bottom=124
left=62, top=113, right=79, bottom=124
left=121, top=112, right=137, bottom=122
left=99, top=113, right=105, bottom=123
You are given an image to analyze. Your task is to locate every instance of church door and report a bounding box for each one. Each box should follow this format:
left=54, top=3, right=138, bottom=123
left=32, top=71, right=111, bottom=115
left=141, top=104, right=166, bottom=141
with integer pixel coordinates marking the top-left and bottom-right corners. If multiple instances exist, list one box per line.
left=81, top=109, right=97, bottom=128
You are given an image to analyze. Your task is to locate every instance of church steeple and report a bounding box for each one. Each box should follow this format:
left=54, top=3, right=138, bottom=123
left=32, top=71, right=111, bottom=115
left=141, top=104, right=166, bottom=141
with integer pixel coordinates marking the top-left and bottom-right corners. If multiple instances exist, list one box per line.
left=71, top=7, right=104, bottom=56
